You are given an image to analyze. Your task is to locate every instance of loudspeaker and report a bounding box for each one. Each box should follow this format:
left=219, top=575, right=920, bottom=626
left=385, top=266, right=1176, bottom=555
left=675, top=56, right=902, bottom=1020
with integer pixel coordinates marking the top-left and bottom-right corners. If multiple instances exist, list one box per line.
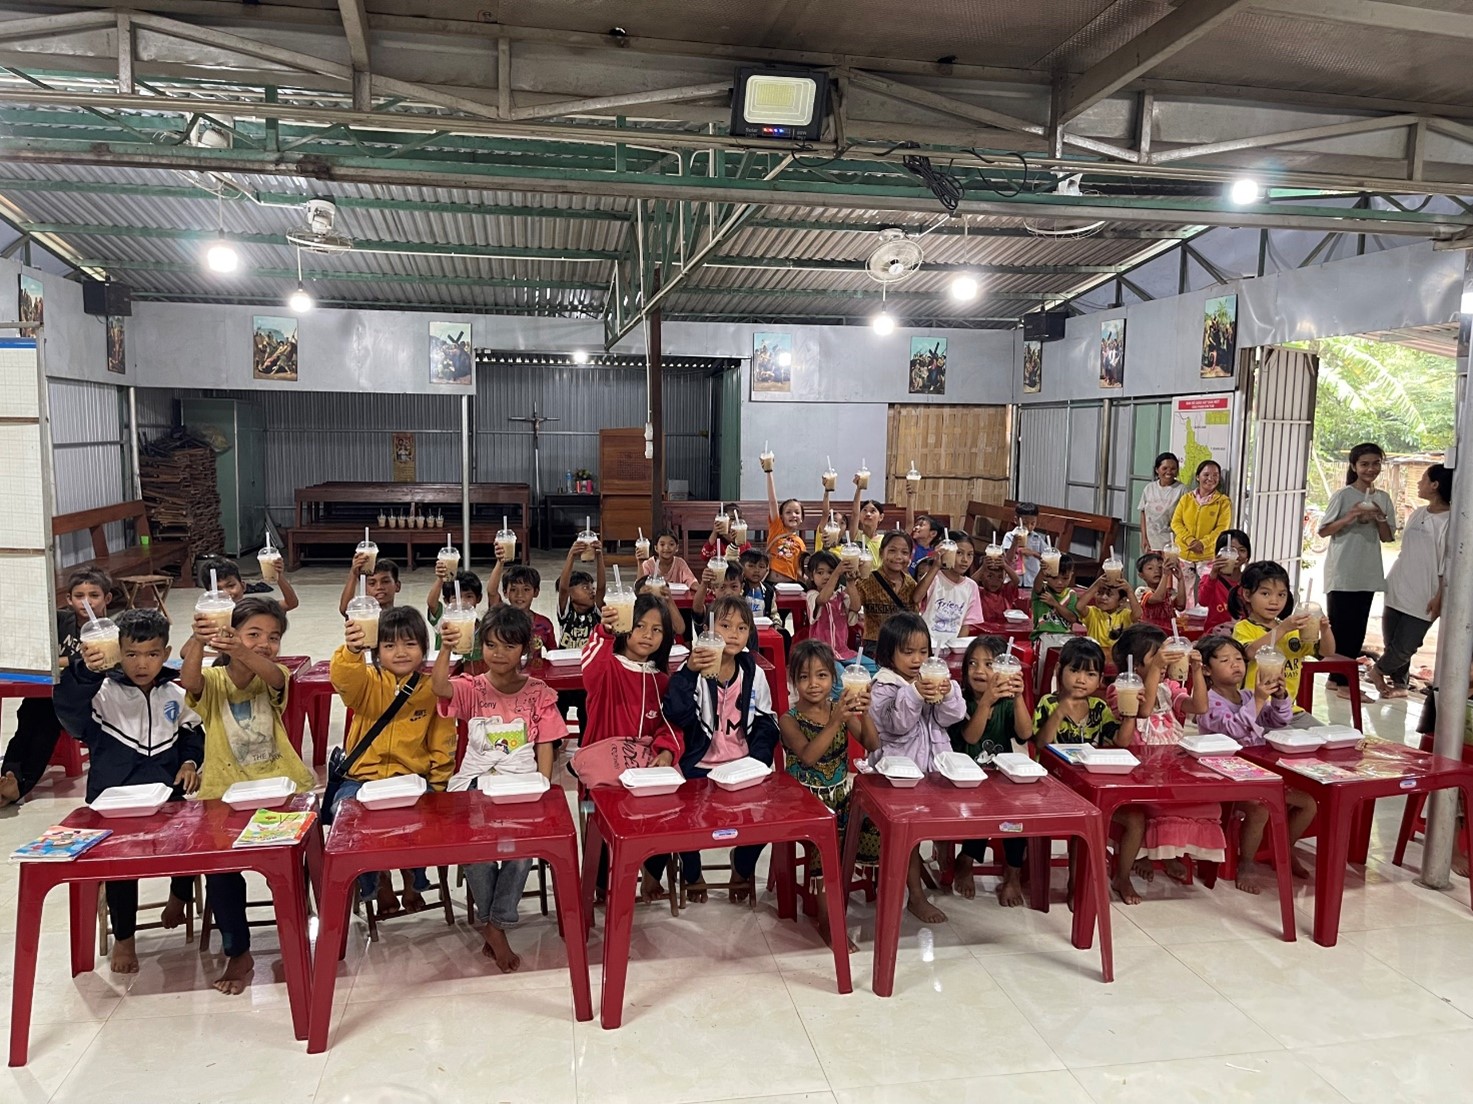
left=82, top=281, right=131, bottom=317
left=1022, top=309, right=1067, bottom=342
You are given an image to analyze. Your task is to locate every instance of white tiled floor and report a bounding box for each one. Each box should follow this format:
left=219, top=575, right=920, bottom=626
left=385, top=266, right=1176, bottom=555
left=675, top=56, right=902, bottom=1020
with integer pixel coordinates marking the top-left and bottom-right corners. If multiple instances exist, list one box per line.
left=2, top=565, right=1471, bottom=1103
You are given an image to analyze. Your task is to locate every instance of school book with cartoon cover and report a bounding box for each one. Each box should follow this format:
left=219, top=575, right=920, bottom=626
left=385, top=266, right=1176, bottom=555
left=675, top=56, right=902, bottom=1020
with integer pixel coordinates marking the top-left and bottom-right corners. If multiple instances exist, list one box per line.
left=1195, top=756, right=1281, bottom=782
left=9, top=826, right=111, bottom=863
left=231, top=809, right=317, bottom=849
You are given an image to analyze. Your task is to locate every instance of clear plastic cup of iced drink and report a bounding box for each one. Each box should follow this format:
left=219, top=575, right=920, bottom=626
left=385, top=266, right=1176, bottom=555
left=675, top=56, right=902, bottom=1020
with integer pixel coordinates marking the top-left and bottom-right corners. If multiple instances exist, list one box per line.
left=694, top=627, right=725, bottom=679
left=258, top=544, right=283, bottom=584
left=937, top=538, right=959, bottom=570
left=1161, top=635, right=1192, bottom=681
left=607, top=583, right=636, bottom=634
left=918, top=657, right=951, bottom=701
left=80, top=617, right=121, bottom=671
left=1114, top=671, right=1144, bottom=717
left=356, top=534, right=379, bottom=574
left=991, top=652, right=1023, bottom=697
left=440, top=597, right=477, bottom=654
left=345, top=594, right=381, bottom=649
left=195, top=590, right=235, bottom=636
left=1299, top=602, right=1323, bottom=648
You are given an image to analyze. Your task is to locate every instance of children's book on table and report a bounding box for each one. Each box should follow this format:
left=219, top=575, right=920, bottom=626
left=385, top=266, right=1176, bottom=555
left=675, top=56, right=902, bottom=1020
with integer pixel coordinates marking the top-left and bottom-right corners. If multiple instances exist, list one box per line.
left=232, top=809, right=318, bottom=849
left=10, top=826, right=112, bottom=863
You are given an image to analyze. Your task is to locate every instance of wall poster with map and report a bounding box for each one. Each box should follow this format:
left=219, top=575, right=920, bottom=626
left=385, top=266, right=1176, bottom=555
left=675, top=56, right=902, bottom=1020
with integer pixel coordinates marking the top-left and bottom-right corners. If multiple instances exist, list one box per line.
left=1169, top=395, right=1235, bottom=486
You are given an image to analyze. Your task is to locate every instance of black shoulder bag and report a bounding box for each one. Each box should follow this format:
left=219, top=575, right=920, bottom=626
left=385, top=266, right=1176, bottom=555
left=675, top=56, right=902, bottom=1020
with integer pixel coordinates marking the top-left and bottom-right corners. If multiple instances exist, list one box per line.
left=323, top=672, right=421, bottom=819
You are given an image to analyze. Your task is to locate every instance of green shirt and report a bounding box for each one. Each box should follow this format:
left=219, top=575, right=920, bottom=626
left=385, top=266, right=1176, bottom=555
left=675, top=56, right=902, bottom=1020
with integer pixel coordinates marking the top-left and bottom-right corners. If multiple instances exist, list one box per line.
left=948, top=697, right=1021, bottom=765
left=1032, top=588, right=1078, bottom=638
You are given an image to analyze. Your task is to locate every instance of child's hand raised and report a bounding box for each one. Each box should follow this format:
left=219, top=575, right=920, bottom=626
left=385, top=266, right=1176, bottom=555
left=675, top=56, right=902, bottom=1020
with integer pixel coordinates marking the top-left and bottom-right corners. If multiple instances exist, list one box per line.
left=598, top=605, right=620, bottom=631
left=1143, top=645, right=1168, bottom=674
left=351, top=550, right=370, bottom=576
left=434, top=559, right=449, bottom=581
left=344, top=619, right=369, bottom=653
left=212, top=626, right=243, bottom=656
left=191, top=611, right=222, bottom=646
left=840, top=686, right=870, bottom=716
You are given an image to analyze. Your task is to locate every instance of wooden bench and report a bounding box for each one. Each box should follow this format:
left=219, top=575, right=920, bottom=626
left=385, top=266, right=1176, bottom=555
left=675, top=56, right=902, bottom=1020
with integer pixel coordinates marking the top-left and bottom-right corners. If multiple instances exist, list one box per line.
left=287, top=482, right=532, bottom=570
left=963, top=499, right=1120, bottom=582
left=52, top=501, right=191, bottom=601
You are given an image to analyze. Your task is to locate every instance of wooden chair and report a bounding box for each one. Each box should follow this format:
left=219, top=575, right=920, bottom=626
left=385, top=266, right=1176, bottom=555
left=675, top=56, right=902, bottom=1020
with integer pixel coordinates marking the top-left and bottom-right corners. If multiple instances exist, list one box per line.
left=96, top=877, right=203, bottom=955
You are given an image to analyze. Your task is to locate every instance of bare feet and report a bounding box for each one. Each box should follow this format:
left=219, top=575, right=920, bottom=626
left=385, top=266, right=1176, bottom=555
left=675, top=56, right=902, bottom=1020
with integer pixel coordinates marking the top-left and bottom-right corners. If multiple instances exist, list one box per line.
left=816, top=910, right=859, bottom=953
left=1370, top=668, right=1391, bottom=697
left=480, top=923, right=521, bottom=973
left=212, top=951, right=254, bottom=994
left=728, top=874, right=754, bottom=905
left=1290, top=852, right=1312, bottom=880
left=996, top=869, right=1025, bottom=908
left=1454, top=851, right=1470, bottom=879
left=399, top=888, right=426, bottom=913
left=374, top=875, right=404, bottom=919
left=109, top=936, right=139, bottom=974
left=159, top=894, right=189, bottom=930
left=1131, top=858, right=1156, bottom=883
left=1111, top=875, right=1142, bottom=905
left=639, top=870, right=667, bottom=903
left=907, top=893, right=947, bottom=924
left=1163, top=858, right=1191, bottom=885
left=0, top=770, right=20, bottom=807
left=684, top=879, right=708, bottom=904
left=953, top=856, right=977, bottom=900
left=1235, top=861, right=1265, bottom=895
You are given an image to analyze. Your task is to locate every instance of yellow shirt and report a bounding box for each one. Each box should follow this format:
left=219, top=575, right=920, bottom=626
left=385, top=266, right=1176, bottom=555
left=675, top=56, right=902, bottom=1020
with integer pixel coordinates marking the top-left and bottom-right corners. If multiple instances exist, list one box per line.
left=1083, top=606, right=1134, bottom=649
left=1171, top=492, right=1232, bottom=563
left=1232, top=620, right=1314, bottom=711
left=329, top=645, right=457, bottom=788
left=188, top=665, right=316, bottom=801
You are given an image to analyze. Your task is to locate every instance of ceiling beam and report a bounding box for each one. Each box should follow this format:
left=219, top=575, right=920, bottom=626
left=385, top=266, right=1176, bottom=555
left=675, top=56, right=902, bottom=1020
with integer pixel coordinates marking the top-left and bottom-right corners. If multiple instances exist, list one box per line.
left=79, top=259, right=607, bottom=292
left=509, top=81, right=732, bottom=123
left=705, top=257, right=1123, bottom=275
left=1058, top=0, right=1253, bottom=125
left=1150, top=113, right=1421, bottom=165
left=1249, top=0, right=1473, bottom=40
left=336, top=0, right=371, bottom=72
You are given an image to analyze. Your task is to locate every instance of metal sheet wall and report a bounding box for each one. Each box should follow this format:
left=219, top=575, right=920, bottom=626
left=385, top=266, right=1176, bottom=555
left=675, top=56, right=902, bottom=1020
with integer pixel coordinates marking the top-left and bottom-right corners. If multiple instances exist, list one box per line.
left=47, top=379, right=127, bottom=565
left=134, top=387, right=177, bottom=441
left=1015, top=405, right=1070, bottom=507
left=1242, top=348, right=1317, bottom=586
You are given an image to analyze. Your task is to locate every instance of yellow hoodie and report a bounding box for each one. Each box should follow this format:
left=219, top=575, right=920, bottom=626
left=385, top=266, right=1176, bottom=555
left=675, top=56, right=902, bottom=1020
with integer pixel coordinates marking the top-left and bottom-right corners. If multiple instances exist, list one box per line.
left=1170, top=492, right=1232, bottom=564
left=329, top=645, right=456, bottom=789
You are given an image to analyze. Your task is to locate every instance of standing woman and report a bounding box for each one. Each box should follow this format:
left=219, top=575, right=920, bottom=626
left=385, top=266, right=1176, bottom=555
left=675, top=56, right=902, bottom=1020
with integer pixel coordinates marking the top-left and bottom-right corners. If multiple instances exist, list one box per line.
left=1137, top=452, right=1189, bottom=554
left=1170, top=460, right=1233, bottom=603
left=1372, top=463, right=1450, bottom=698
left=1318, top=442, right=1396, bottom=694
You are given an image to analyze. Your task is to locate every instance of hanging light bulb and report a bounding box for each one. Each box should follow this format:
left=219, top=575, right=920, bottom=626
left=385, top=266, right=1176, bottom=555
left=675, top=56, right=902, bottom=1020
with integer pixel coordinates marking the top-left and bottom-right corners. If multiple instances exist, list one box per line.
left=949, top=273, right=979, bottom=301
left=871, top=285, right=896, bottom=335
left=572, top=349, right=590, bottom=364
left=1228, top=177, right=1263, bottom=205
left=286, top=247, right=312, bottom=311
left=204, top=192, right=239, bottom=273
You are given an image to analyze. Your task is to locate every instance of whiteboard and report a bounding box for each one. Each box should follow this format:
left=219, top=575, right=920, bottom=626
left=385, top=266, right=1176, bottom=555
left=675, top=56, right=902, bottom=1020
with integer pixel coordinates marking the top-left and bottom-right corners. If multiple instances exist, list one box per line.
left=0, top=337, right=58, bottom=680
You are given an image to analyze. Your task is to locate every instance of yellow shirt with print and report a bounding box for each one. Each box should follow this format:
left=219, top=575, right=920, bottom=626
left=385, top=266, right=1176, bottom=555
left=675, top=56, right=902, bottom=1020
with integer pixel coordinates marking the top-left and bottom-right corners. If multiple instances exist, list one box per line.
left=1082, top=606, right=1134, bottom=649
left=188, top=665, right=316, bottom=801
left=1232, top=619, right=1315, bottom=712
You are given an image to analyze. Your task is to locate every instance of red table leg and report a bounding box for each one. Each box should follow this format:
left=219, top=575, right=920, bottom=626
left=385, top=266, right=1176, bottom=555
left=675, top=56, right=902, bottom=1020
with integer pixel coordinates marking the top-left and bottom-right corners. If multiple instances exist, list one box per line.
left=1312, top=792, right=1354, bottom=947
left=598, top=844, right=642, bottom=1028
left=1028, top=837, right=1051, bottom=912
left=772, top=841, right=797, bottom=921
left=1348, top=799, right=1375, bottom=865
left=869, top=823, right=916, bottom=999
left=1263, top=793, right=1298, bottom=942
left=579, top=818, right=604, bottom=941
left=1071, top=824, right=1114, bottom=982
left=8, top=868, right=50, bottom=1066
left=263, top=858, right=312, bottom=1041
left=68, top=880, right=96, bottom=976
left=545, top=844, right=594, bottom=1022
left=306, top=865, right=358, bottom=1054
left=811, top=828, right=853, bottom=995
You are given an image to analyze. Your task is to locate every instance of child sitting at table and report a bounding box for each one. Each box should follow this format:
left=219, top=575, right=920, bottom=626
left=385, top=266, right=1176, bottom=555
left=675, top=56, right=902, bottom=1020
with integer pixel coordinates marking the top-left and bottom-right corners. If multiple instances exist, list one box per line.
left=1195, top=634, right=1317, bottom=890
left=330, top=605, right=457, bottom=918
left=805, top=550, right=865, bottom=675
left=338, top=555, right=400, bottom=617
left=1002, top=502, right=1048, bottom=587
left=486, top=552, right=557, bottom=654
left=1198, top=529, right=1251, bottom=634
left=556, top=537, right=604, bottom=650
left=1230, top=560, right=1336, bottom=729
left=660, top=596, right=780, bottom=904
left=780, top=639, right=879, bottom=949
left=738, top=548, right=780, bottom=622
left=427, top=568, right=484, bottom=662
left=1031, top=553, right=1080, bottom=640
left=1108, top=624, right=1217, bottom=903
left=971, top=549, right=1022, bottom=624
left=644, top=529, right=699, bottom=586
left=0, top=567, right=110, bottom=808
left=1032, top=638, right=1144, bottom=906
left=869, top=611, right=966, bottom=924
left=916, top=531, right=985, bottom=649
left=182, top=596, right=315, bottom=994
left=1079, top=572, right=1141, bottom=649
left=433, top=605, right=564, bottom=972
left=52, top=609, right=204, bottom=975
left=691, top=559, right=744, bottom=622
left=948, top=635, right=1032, bottom=905
left=1135, top=551, right=1187, bottom=632
left=850, top=531, right=917, bottom=662
left=197, top=554, right=300, bottom=613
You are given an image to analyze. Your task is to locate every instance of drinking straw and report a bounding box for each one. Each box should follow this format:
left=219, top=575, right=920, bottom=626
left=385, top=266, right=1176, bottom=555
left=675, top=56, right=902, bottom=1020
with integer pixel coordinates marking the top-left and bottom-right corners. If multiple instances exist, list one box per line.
left=264, top=531, right=273, bottom=551
left=503, top=514, right=507, bottom=532
left=363, top=526, right=369, bottom=544
left=827, top=455, right=832, bottom=470
left=585, top=516, right=591, bottom=532
left=716, top=540, right=723, bottom=559
left=210, top=567, right=218, bottom=593
left=638, top=527, right=644, bottom=541
left=453, top=578, right=462, bottom=605
left=1127, top=656, right=1134, bottom=678
left=357, top=575, right=366, bottom=599
left=613, top=565, right=623, bottom=589
left=445, top=532, right=451, bottom=547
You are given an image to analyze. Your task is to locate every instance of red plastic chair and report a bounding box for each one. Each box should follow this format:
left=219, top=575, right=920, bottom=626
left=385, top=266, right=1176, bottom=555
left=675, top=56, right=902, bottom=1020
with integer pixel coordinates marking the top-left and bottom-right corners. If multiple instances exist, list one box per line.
left=1393, top=732, right=1473, bottom=866
left=47, top=731, right=86, bottom=778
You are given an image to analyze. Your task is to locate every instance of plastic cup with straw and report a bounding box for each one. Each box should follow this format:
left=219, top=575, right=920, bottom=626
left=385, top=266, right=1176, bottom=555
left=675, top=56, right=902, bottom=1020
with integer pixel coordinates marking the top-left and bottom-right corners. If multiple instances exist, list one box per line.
left=635, top=526, right=650, bottom=561
left=496, top=514, right=516, bottom=562
left=695, top=610, right=725, bottom=679
left=823, top=454, right=838, bottom=492
left=437, top=533, right=460, bottom=576
left=79, top=601, right=120, bottom=671
left=1104, top=544, right=1124, bottom=583
left=257, top=530, right=283, bottom=583
left=441, top=574, right=477, bottom=655
left=707, top=539, right=728, bottom=583
left=195, top=566, right=235, bottom=638
left=356, top=526, right=379, bottom=574
left=992, top=636, right=1022, bottom=698
left=1114, top=655, right=1144, bottom=718
left=608, top=563, right=636, bottom=633
left=579, top=516, right=598, bottom=562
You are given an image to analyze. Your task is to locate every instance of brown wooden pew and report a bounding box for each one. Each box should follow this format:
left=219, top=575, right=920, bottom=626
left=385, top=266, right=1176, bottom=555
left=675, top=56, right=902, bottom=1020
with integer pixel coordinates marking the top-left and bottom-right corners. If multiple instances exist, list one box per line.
left=52, top=501, right=191, bottom=600
left=963, top=499, right=1120, bottom=582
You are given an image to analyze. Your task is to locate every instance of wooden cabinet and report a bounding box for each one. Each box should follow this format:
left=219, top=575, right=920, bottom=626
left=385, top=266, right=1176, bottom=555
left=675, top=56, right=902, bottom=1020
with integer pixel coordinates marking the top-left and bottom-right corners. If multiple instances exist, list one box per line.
left=599, top=428, right=651, bottom=543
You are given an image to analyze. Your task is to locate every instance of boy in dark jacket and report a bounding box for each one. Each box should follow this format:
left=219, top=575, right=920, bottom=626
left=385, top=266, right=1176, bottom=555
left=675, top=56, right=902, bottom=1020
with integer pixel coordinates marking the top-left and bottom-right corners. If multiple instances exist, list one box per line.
left=53, top=609, right=204, bottom=974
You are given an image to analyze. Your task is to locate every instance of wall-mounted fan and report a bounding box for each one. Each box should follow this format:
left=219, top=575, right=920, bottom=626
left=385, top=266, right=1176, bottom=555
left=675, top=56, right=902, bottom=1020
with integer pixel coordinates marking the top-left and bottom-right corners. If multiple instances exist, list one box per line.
left=865, top=227, right=924, bottom=284
left=286, top=198, right=354, bottom=254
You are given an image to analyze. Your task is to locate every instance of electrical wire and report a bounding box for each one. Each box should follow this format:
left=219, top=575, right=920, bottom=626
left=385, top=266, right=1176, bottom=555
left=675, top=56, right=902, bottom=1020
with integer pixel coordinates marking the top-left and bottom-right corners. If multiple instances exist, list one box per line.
left=902, top=154, right=964, bottom=214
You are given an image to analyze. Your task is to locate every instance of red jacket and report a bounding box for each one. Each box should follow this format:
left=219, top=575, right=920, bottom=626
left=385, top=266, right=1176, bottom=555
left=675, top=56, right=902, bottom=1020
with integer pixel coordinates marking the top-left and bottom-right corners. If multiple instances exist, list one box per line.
left=580, top=626, right=683, bottom=760
left=1198, top=573, right=1239, bottom=634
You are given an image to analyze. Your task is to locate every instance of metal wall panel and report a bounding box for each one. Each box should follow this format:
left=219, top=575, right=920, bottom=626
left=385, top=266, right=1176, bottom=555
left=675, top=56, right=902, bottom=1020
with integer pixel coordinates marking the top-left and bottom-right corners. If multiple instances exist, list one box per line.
left=1015, top=405, right=1069, bottom=506
left=134, top=387, right=177, bottom=440
left=1065, top=404, right=1102, bottom=515
left=47, top=379, right=127, bottom=565
left=1242, top=348, right=1317, bottom=587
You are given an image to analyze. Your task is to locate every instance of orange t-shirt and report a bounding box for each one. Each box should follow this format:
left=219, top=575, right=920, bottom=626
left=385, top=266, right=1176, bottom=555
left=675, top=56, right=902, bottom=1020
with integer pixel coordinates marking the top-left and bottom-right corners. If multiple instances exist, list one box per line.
left=767, top=516, right=805, bottom=582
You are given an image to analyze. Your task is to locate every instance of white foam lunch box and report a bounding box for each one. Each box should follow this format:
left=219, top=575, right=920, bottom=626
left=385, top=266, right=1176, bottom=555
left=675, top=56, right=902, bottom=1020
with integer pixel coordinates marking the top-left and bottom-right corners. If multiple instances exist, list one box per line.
left=1315, top=725, right=1363, bottom=751
left=1179, top=732, right=1242, bottom=758
left=875, top=755, right=923, bottom=787
left=935, top=751, right=985, bottom=788
left=543, top=648, right=582, bottom=666
left=708, top=757, right=772, bottom=792
left=1265, top=731, right=1327, bottom=755
left=774, top=582, right=805, bottom=594
left=993, top=753, right=1046, bottom=783
left=619, top=766, right=685, bottom=796
left=221, top=776, right=297, bottom=811
left=1003, top=609, right=1030, bottom=623
left=1077, top=747, right=1140, bottom=774
left=89, top=782, right=173, bottom=819
left=355, top=774, right=428, bottom=810
left=478, top=772, right=550, bottom=805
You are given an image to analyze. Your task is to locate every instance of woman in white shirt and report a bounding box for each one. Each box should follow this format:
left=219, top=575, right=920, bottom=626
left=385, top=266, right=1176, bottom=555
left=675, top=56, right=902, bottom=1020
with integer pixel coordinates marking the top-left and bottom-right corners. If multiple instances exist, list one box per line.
left=1373, top=464, right=1451, bottom=698
left=1136, top=452, right=1189, bottom=554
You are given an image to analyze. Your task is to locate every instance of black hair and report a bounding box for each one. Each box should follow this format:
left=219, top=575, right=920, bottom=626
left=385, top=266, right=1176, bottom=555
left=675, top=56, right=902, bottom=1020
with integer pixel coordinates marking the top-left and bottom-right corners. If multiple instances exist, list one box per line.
left=877, top=530, right=913, bottom=557
left=654, top=528, right=678, bottom=544
left=195, top=556, right=240, bottom=588
left=859, top=499, right=884, bottom=515
left=1215, top=528, right=1250, bottom=558
left=1345, top=442, right=1385, bottom=485
left=1229, top=560, right=1296, bottom=621
left=1194, top=459, right=1225, bottom=492
left=1426, top=463, right=1453, bottom=504
left=231, top=595, right=287, bottom=635
left=787, top=638, right=837, bottom=687
left=440, top=570, right=483, bottom=603
left=1111, top=622, right=1166, bottom=676
left=478, top=604, right=532, bottom=652
left=778, top=497, right=802, bottom=518
left=875, top=611, right=930, bottom=672
left=708, top=595, right=756, bottom=642
left=807, top=550, right=840, bottom=577
left=369, top=558, right=401, bottom=584
left=1056, top=637, right=1105, bottom=678
left=739, top=548, right=771, bottom=568
left=1196, top=633, right=1247, bottom=670
left=616, top=593, right=674, bottom=670
left=1152, top=452, right=1181, bottom=477
left=567, top=570, right=594, bottom=590
left=948, top=529, right=977, bottom=549
left=1135, top=551, right=1162, bottom=573
left=1015, top=502, right=1039, bottom=517
left=376, top=605, right=428, bottom=653
left=503, top=565, right=541, bottom=591
left=116, top=608, right=169, bottom=646
left=64, top=567, right=113, bottom=600
left=1049, top=552, right=1075, bottom=578
left=959, top=635, right=1009, bottom=706
left=913, top=515, right=940, bottom=543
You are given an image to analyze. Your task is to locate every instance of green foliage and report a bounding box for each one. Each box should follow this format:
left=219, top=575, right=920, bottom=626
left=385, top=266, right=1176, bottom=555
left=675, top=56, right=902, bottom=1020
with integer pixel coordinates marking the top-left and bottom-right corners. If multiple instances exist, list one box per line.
left=1304, top=336, right=1455, bottom=461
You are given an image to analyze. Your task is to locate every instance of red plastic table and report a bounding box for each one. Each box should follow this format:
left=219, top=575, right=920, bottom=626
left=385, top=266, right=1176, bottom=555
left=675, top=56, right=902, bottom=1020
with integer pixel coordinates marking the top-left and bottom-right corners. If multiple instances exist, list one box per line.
left=276, top=654, right=315, bottom=763
left=1045, top=744, right=1298, bottom=943
left=289, top=658, right=338, bottom=768
left=306, top=788, right=592, bottom=1051
left=1242, top=738, right=1473, bottom=946
left=579, top=772, right=851, bottom=1028
left=0, top=676, right=88, bottom=778
left=844, top=772, right=1114, bottom=994
left=8, top=793, right=321, bottom=1066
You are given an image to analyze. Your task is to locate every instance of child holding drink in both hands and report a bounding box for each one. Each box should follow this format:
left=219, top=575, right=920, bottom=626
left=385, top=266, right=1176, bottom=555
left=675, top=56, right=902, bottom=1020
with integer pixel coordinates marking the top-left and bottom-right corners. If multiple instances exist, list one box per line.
left=1195, top=635, right=1317, bottom=891
left=868, top=612, right=966, bottom=924
left=1079, top=572, right=1141, bottom=649
left=805, top=551, right=865, bottom=675
left=1135, top=551, right=1188, bottom=633
left=1230, top=560, right=1336, bottom=729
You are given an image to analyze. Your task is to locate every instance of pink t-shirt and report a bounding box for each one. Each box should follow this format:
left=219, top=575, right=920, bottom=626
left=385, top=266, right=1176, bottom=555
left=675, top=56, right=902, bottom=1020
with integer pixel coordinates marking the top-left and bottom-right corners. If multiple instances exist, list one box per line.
left=640, top=556, right=698, bottom=587
left=439, top=674, right=567, bottom=790
left=696, top=677, right=750, bottom=770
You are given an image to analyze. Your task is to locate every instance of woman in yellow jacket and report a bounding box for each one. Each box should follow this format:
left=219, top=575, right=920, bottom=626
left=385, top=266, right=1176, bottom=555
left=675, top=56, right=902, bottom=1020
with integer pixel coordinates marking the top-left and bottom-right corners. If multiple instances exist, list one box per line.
left=1170, top=460, right=1232, bottom=602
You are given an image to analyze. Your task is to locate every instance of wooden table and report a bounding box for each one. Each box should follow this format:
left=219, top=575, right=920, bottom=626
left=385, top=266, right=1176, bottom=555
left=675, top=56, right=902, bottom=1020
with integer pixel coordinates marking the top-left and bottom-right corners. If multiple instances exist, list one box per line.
left=1243, top=738, right=1473, bottom=946
left=8, top=794, right=321, bottom=1066
left=844, top=772, right=1114, bottom=993
left=306, top=789, right=592, bottom=1051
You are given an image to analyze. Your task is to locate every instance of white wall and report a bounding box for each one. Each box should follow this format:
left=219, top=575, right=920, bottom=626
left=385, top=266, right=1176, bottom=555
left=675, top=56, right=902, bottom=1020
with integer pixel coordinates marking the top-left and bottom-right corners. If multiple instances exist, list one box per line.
left=0, top=257, right=111, bottom=384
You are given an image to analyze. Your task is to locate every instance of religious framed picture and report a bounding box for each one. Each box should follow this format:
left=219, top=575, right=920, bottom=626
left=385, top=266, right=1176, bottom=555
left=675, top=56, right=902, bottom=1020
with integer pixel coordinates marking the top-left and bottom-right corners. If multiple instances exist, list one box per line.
left=429, top=320, right=473, bottom=384
left=751, top=332, right=793, bottom=394
left=1022, top=340, right=1042, bottom=395
left=105, top=316, right=125, bottom=374
left=908, top=337, right=946, bottom=395
left=252, top=315, right=298, bottom=381
left=1099, top=318, right=1125, bottom=389
left=1200, top=294, right=1238, bottom=379
left=18, top=273, right=43, bottom=334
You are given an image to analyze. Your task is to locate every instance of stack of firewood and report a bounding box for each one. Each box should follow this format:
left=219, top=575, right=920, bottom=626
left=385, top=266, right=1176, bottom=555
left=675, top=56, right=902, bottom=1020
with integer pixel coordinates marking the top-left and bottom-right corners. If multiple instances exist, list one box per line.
left=140, top=429, right=224, bottom=578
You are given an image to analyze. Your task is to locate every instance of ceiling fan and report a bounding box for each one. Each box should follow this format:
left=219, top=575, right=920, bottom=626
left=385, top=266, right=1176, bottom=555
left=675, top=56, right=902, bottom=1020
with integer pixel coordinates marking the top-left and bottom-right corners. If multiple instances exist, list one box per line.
left=864, top=227, right=924, bottom=284
left=286, top=197, right=354, bottom=254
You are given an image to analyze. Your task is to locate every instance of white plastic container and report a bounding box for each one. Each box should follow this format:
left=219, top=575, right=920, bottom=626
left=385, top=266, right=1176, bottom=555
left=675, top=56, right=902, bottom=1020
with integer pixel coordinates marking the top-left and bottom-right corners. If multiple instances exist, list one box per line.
left=1316, top=725, right=1363, bottom=751
left=667, top=583, right=690, bottom=595
left=1179, top=732, right=1242, bottom=758
left=708, top=757, right=772, bottom=792
left=222, top=776, right=297, bottom=811
left=946, top=636, right=975, bottom=654
left=774, top=581, right=805, bottom=594
left=935, top=751, right=985, bottom=788
left=753, top=616, right=774, bottom=629
left=875, top=755, right=923, bottom=788
left=668, top=644, right=690, bottom=665
left=1003, top=609, right=1030, bottom=623
left=993, top=753, right=1046, bottom=783
left=620, top=766, right=685, bottom=796
left=478, top=772, right=550, bottom=805
left=542, top=648, right=583, bottom=666
left=1077, top=747, right=1141, bottom=774
left=89, top=782, right=173, bottom=819
left=355, top=774, right=428, bottom=811
left=1266, top=731, right=1328, bottom=755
